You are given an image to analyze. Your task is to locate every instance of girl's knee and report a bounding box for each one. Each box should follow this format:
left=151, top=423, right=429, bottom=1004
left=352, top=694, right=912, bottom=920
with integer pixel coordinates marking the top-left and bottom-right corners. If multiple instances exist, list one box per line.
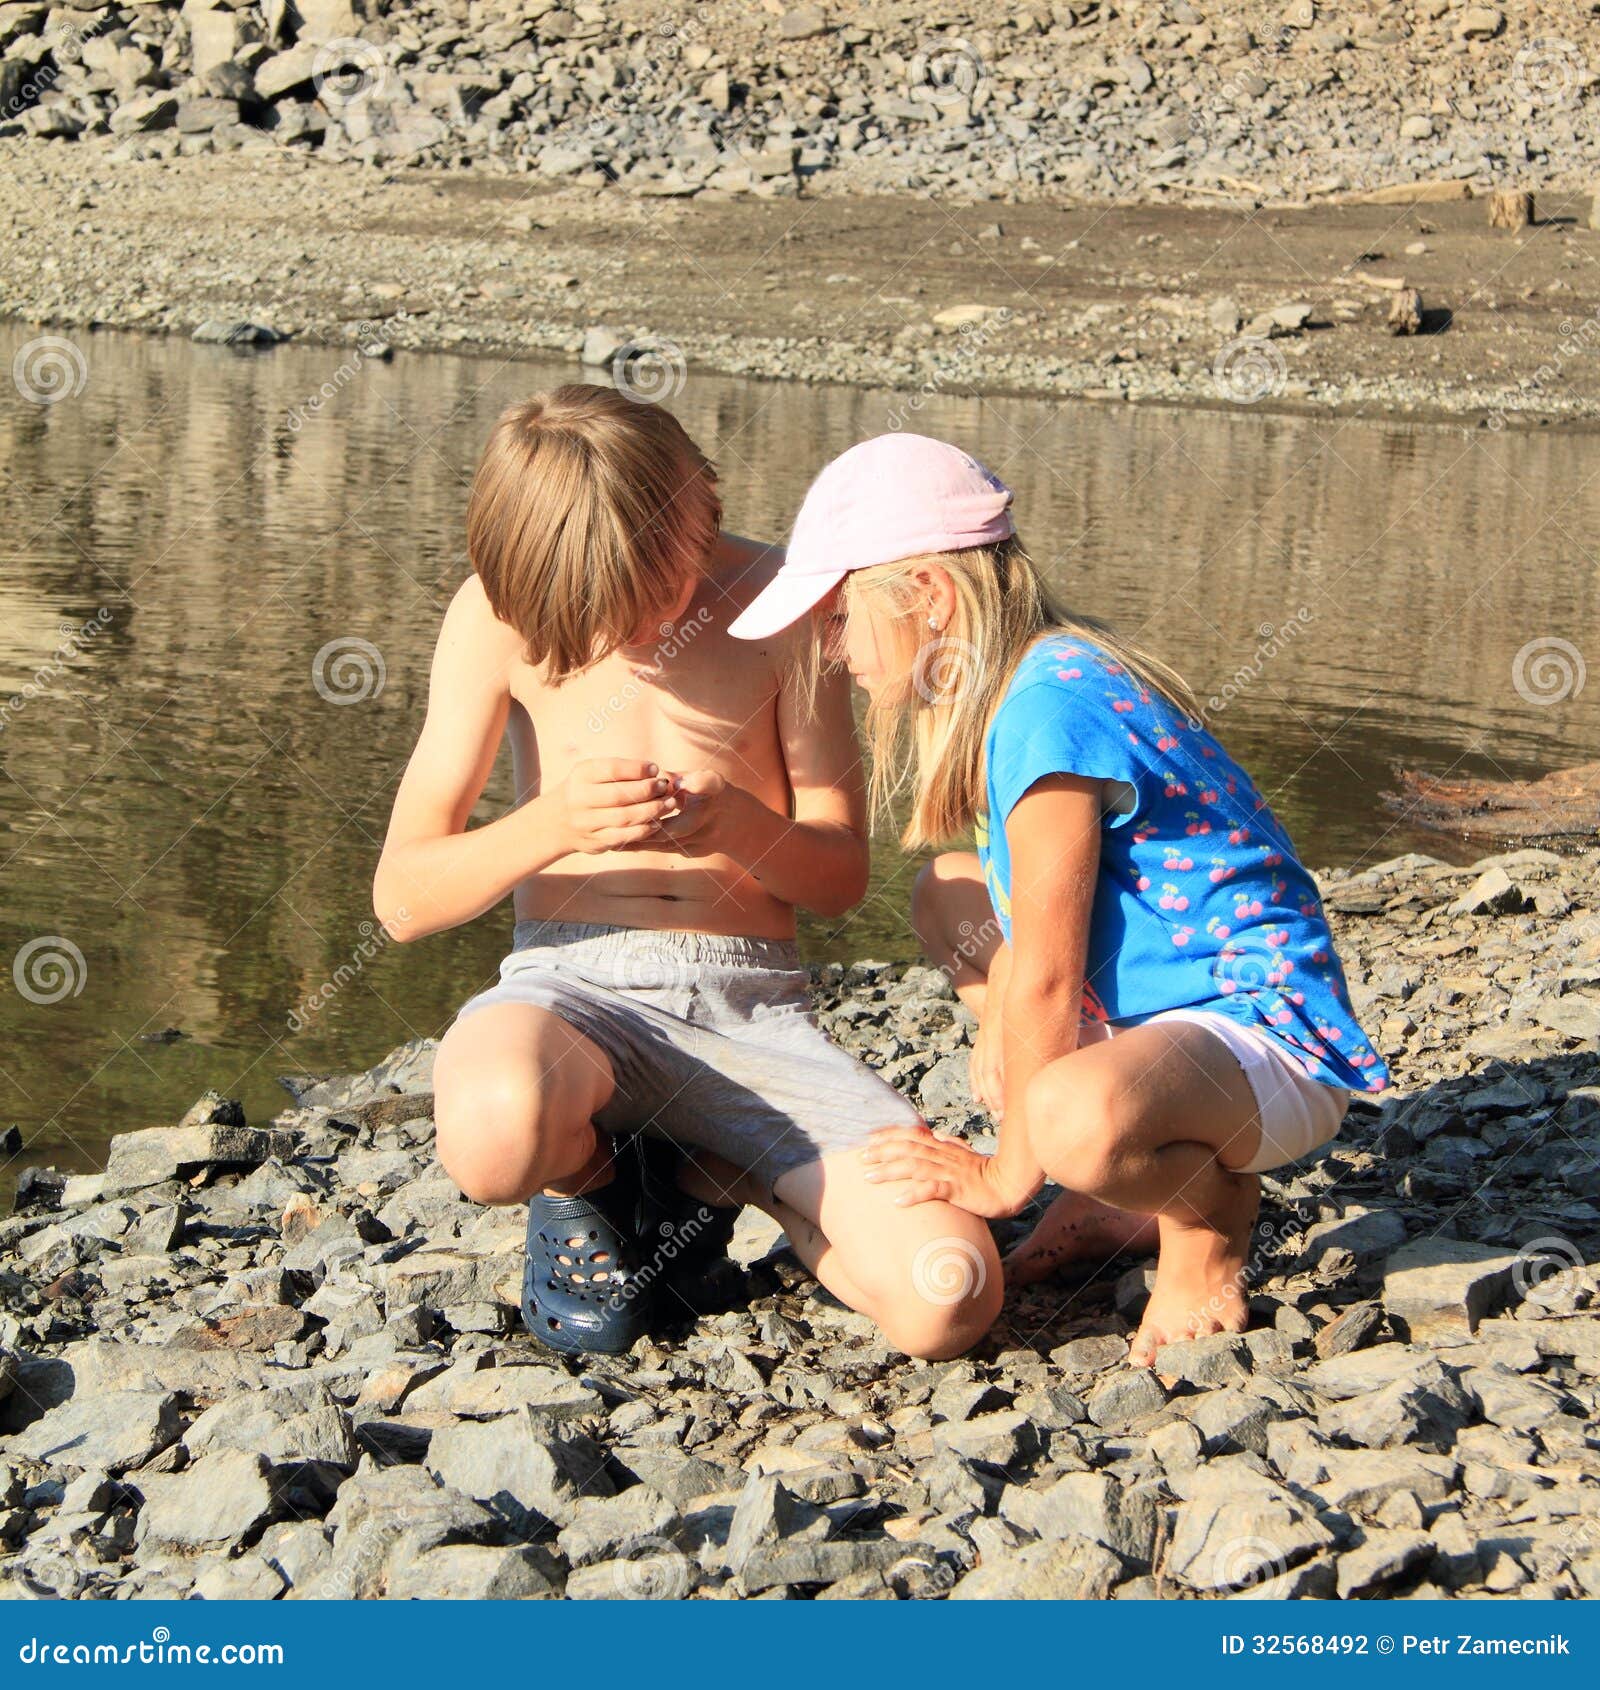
left=910, top=853, right=971, bottom=950
left=1027, top=1061, right=1129, bottom=1190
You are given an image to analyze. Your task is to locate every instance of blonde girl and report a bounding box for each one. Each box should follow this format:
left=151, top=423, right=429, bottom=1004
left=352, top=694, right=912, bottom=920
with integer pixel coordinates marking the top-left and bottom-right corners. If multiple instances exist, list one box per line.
left=730, top=435, right=1388, bottom=1365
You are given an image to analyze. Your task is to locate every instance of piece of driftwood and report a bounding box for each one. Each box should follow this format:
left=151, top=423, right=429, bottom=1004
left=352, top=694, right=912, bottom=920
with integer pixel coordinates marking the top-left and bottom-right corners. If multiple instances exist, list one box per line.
left=1382, top=759, right=1600, bottom=843
left=1488, top=188, right=1534, bottom=230
left=1387, top=287, right=1424, bottom=335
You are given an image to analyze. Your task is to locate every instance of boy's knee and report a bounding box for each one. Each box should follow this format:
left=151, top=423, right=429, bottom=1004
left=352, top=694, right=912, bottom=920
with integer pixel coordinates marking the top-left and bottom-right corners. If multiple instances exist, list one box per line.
left=435, top=1069, right=578, bottom=1206
left=879, top=1235, right=1004, bottom=1360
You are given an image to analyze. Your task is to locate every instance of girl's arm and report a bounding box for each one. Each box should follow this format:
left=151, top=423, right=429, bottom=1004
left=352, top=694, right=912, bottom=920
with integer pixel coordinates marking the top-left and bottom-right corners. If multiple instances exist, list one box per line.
left=373, top=579, right=677, bottom=941
left=860, top=772, right=1102, bottom=1218
left=993, top=772, right=1103, bottom=1195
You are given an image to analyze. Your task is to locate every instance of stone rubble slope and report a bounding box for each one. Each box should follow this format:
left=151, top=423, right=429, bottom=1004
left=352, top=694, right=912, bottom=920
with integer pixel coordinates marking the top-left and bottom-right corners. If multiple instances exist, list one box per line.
left=0, top=845, right=1597, bottom=1599
left=2, top=2, right=1595, bottom=204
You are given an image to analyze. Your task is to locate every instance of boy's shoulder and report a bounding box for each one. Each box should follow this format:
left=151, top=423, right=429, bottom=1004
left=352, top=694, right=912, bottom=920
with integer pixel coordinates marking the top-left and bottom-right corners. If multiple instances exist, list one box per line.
left=705, top=533, right=785, bottom=621
left=440, top=574, right=525, bottom=668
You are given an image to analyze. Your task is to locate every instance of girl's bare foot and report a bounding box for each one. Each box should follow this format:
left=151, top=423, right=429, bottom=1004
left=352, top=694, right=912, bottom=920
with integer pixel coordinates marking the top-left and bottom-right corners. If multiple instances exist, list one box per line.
left=1128, top=1170, right=1260, bottom=1367
left=1005, top=1189, right=1159, bottom=1285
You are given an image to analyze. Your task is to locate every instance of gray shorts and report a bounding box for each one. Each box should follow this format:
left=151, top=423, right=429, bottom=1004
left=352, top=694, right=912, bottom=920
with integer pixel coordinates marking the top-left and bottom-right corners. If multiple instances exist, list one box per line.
left=454, top=919, right=923, bottom=1195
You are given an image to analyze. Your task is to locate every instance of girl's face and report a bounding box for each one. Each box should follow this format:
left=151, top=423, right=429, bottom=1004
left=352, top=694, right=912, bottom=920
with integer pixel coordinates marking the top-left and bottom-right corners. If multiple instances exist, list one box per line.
left=821, top=585, right=907, bottom=697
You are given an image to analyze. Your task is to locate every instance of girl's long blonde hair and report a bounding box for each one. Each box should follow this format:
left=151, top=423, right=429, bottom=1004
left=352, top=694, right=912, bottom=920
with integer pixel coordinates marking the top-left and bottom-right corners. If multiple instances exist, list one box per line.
left=841, top=536, right=1199, bottom=849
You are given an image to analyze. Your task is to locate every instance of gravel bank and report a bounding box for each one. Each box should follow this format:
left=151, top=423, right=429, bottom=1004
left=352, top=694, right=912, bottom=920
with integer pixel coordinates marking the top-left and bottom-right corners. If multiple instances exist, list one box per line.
left=1, top=847, right=1597, bottom=1601
left=6, top=3, right=1600, bottom=422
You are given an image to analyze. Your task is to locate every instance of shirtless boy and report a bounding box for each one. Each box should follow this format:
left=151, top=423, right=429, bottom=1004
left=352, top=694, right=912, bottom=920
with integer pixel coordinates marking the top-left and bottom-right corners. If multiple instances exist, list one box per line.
left=373, top=386, right=1001, bottom=1360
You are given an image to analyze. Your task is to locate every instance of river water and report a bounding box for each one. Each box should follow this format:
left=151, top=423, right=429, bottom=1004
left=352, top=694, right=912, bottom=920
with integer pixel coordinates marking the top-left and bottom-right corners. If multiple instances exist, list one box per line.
left=2, top=324, right=1594, bottom=1177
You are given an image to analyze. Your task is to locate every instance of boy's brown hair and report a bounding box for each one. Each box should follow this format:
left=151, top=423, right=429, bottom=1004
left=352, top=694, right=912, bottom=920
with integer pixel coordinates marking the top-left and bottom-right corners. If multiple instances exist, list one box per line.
left=467, top=385, right=721, bottom=681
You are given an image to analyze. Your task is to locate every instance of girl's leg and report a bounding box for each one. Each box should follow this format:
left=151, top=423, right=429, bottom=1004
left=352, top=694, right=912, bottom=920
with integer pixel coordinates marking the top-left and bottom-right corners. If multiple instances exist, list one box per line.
left=913, top=851, right=1157, bottom=1275
left=1024, top=1019, right=1263, bottom=1366
left=911, top=851, right=1001, bottom=1016
left=433, top=1003, right=617, bottom=1204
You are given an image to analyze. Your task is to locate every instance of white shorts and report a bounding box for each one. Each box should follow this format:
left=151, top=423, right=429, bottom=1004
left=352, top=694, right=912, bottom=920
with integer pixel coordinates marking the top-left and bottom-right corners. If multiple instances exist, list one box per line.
left=1081, top=1009, right=1349, bottom=1174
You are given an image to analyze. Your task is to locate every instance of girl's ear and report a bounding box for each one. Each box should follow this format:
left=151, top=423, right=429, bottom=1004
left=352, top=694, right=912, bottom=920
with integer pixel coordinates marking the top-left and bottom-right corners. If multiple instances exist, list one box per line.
left=907, top=563, right=958, bottom=630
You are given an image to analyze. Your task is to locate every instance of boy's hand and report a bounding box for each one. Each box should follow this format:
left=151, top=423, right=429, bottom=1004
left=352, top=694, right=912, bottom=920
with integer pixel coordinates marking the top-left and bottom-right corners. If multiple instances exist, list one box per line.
left=652, top=769, right=734, bottom=852
left=558, top=759, right=680, bottom=854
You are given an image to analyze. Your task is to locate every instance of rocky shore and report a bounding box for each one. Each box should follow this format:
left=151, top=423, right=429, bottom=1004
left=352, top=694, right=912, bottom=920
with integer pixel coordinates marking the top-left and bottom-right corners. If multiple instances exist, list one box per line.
left=5, top=3, right=1600, bottom=421
left=1, top=847, right=1597, bottom=1601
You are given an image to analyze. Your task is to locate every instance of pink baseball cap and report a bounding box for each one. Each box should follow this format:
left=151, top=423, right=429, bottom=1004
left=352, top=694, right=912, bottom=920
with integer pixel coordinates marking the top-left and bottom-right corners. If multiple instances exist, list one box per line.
left=727, top=433, right=1015, bottom=641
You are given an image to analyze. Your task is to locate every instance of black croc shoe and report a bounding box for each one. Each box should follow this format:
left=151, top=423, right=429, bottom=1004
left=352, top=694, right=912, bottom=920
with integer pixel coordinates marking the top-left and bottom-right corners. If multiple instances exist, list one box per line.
left=637, top=1138, right=746, bottom=1316
left=521, top=1144, right=654, bottom=1354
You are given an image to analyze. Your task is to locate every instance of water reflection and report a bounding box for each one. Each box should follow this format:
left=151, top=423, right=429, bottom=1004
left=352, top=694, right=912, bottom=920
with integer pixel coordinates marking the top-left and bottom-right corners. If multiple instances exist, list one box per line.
left=2, top=325, right=1593, bottom=1174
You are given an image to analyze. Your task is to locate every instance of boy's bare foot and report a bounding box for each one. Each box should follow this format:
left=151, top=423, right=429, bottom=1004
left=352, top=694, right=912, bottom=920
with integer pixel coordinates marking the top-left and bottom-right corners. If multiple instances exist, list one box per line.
left=1005, top=1189, right=1159, bottom=1285
left=1128, top=1170, right=1260, bottom=1367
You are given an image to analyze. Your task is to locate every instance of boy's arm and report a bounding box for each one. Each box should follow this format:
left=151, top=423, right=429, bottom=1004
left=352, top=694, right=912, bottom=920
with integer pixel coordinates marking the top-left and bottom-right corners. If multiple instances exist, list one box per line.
left=373, top=579, right=675, bottom=941
left=661, top=652, right=869, bottom=918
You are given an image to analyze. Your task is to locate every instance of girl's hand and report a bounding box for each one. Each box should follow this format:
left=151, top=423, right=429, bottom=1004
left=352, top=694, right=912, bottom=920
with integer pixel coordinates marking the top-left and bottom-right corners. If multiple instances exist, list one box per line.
left=969, top=1017, right=1005, bottom=1117
left=859, top=1124, right=1025, bottom=1218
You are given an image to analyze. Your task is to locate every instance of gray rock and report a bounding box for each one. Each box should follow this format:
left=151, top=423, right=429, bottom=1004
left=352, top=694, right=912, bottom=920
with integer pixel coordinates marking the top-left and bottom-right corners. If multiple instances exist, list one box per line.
left=1001, top=1472, right=1158, bottom=1565
left=387, top=1543, right=563, bottom=1600
left=138, top=1448, right=283, bottom=1548
left=405, top=1361, right=599, bottom=1422
left=1336, top=1528, right=1434, bottom=1597
left=100, top=1112, right=286, bottom=1194
left=725, top=1472, right=812, bottom=1572
left=740, top=1536, right=921, bottom=1595
left=9, top=1390, right=179, bottom=1474
left=950, top=1538, right=1123, bottom=1599
left=1383, top=1237, right=1520, bottom=1341
left=1085, top=1368, right=1166, bottom=1431
left=1166, top=1469, right=1335, bottom=1592
left=580, top=324, right=630, bottom=367
left=425, top=1407, right=614, bottom=1530
left=557, top=1486, right=680, bottom=1569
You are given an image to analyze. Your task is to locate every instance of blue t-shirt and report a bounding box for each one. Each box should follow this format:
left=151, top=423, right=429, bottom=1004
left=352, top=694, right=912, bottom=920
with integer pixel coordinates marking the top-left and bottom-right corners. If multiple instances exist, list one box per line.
left=976, top=634, right=1389, bottom=1094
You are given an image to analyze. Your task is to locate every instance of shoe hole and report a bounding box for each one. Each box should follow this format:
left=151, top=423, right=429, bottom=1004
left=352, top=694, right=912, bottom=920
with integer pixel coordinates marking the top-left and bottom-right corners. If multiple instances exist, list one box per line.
left=571, top=1272, right=586, bottom=1284
left=590, top=1250, right=611, bottom=1264
left=566, top=1234, right=587, bottom=1248
left=592, top=1271, right=610, bottom=1283
left=556, top=1254, right=573, bottom=1265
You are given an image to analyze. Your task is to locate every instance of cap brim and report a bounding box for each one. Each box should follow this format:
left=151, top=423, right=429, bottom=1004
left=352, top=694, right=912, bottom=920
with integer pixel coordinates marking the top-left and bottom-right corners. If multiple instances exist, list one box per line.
left=727, top=568, right=846, bottom=641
